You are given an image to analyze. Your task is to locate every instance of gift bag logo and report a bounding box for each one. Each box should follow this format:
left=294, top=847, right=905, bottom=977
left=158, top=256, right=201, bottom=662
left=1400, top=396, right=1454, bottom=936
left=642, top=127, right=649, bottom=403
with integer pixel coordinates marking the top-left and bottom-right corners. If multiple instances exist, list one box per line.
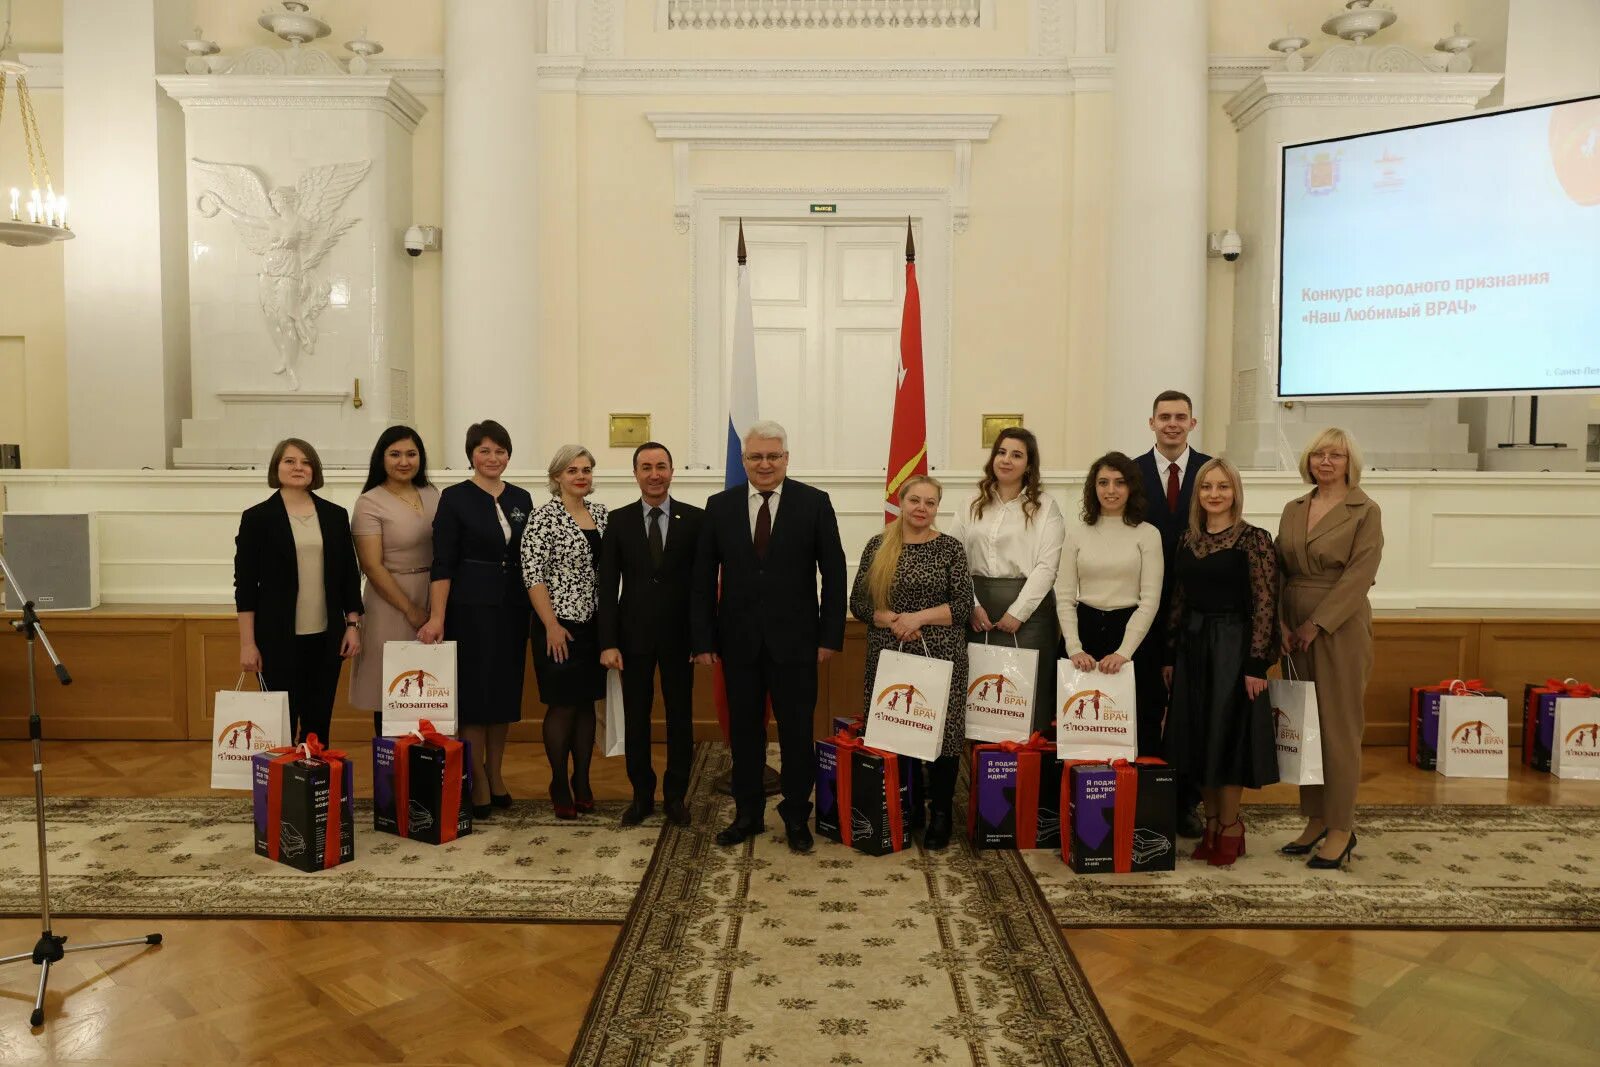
left=1060, top=688, right=1130, bottom=726
left=1562, top=722, right=1600, bottom=757
left=1448, top=719, right=1505, bottom=754
left=215, top=720, right=276, bottom=762
left=386, top=668, right=454, bottom=714
left=1272, top=707, right=1301, bottom=753
left=966, top=673, right=1029, bottom=723
left=873, top=683, right=939, bottom=734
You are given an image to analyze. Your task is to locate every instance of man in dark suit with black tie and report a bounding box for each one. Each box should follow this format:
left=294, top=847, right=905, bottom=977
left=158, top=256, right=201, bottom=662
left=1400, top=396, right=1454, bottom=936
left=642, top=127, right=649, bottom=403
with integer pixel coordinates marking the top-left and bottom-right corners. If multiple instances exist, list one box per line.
left=599, top=441, right=704, bottom=828
left=692, top=420, right=847, bottom=853
left=1135, top=389, right=1211, bottom=839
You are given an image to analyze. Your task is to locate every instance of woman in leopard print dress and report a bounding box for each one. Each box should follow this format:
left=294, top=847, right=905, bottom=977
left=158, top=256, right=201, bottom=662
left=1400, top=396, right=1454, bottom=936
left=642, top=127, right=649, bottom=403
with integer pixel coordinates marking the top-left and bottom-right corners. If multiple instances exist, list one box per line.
left=850, top=476, right=973, bottom=850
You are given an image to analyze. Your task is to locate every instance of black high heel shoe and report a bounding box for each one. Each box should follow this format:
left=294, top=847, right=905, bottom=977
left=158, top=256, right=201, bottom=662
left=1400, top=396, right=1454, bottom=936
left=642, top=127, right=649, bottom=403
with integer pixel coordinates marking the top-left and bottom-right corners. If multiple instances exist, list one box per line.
left=1279, top=829, right=1328, bottom=857
left=1306, top=832, right=1357, bottom=870
left=491, top=792, right=513, bottom=809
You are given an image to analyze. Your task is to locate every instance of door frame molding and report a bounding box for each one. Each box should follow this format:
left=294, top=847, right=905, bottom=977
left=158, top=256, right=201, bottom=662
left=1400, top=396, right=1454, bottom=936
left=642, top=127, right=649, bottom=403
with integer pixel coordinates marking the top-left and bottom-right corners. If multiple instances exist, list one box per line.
left=689, top=187, right=952, bottom=474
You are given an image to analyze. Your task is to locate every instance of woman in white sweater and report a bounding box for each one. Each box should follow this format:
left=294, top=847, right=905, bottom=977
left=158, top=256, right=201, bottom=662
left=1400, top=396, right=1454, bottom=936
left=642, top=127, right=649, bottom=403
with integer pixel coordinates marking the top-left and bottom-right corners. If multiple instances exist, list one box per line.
left=1058, top=452, right=1164, bottom=753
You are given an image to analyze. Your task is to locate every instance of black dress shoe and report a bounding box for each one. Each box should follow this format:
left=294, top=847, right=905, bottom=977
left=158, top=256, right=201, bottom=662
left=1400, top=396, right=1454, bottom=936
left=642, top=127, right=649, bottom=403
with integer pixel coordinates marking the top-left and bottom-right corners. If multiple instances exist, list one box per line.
left=1176, top=807, right=1207, bottom=839
left=471, top=803, right=493, bottom=821
left=663, top=799, right=692, bottom=827
left=619, top=801, right=653, bottom=827
left=490, top=792, right=513, bottom=809
left=922, top=810, right=952, bottom=851
left=1306, top=832, right=1357, bottom=870
left=715, top=817, right=764, bottom=847
left=785, top=821, right=815, bottom=854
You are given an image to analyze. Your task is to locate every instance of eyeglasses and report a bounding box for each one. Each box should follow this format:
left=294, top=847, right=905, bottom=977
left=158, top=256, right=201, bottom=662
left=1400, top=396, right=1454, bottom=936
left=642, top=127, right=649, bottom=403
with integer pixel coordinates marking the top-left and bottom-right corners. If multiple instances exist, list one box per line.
left=1309, top=451, right=1348, bottom=463
left=744, top=452, right=787, bottom=464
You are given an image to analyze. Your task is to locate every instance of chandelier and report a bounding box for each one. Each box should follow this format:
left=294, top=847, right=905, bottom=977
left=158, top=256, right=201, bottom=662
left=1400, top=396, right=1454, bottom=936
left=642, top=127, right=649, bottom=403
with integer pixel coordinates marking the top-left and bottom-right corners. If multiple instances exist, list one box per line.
left=0, top=5, right=71, bottom=248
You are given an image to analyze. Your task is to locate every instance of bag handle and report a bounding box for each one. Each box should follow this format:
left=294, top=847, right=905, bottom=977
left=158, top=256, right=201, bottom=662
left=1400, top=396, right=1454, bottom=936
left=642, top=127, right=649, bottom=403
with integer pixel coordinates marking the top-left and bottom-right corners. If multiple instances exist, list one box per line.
left=897, top=637, right=933, bottom=659
left=233, top=672, right=268, bottom=692
left=980, top=631, right=1021, bottom=649
left=1279, top=656, right=1301, bottom=682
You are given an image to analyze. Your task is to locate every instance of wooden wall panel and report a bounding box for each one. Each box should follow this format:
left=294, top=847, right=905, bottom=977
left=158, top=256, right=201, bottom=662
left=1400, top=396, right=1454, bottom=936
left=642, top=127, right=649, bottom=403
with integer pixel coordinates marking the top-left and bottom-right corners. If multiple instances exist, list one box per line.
left=6, top=613, right=1597, bottom=748
left=1363, top=620, right=1479, bottom=746
left=0, top=619, right=187, bottom=739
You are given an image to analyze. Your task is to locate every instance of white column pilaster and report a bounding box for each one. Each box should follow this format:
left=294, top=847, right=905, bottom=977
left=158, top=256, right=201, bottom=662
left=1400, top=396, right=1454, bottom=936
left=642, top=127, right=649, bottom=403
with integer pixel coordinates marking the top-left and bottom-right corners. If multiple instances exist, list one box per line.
left=62, top=0, right=191, bottom=468
left=442, top=0, right=541, bottom=451
left=1104, top=0, right=1208, bottom=445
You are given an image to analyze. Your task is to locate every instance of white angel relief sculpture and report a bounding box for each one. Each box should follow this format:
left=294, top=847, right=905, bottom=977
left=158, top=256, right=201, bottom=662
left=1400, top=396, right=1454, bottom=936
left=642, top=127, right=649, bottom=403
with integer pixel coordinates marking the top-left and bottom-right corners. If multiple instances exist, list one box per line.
left=192, top=159, right=371, bottom=389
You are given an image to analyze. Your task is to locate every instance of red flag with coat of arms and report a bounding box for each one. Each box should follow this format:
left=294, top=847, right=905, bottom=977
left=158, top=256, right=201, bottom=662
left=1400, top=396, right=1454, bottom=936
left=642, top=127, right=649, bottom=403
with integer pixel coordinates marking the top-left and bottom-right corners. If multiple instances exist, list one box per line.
left=884, top=218, right=927, bottom=522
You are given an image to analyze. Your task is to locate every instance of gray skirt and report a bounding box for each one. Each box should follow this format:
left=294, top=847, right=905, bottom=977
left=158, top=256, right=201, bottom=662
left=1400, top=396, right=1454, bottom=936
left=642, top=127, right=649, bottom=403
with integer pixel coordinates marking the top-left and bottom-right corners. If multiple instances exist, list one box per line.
left=972, top=575, right=1059, bottom=734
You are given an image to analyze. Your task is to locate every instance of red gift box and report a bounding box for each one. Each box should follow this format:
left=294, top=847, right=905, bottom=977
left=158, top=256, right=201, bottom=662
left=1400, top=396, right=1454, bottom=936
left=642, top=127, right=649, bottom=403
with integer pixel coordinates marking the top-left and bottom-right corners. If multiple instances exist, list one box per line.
left=252, top=734, right=354, bottom=872
left=1411, top=678, right=1487, bottom=769
left=1061, top=755, right=1175, bottom=874
left=1523, top=678, right=1592, bottom=771
left=395, top=719, right=467, bottom=843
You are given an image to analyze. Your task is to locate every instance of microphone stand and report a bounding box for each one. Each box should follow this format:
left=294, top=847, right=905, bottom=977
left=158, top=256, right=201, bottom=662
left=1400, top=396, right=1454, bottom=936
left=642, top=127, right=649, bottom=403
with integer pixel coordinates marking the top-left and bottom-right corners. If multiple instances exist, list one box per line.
left=0, top=552, right=161, bottom=1028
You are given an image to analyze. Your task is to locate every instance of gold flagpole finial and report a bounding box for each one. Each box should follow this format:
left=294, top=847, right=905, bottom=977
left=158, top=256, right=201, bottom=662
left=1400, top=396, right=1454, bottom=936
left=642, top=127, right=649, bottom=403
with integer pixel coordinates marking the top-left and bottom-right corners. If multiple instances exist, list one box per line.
left=905, top=216, right=915, bottom=263
left=737, top=218, right=747, bottom=266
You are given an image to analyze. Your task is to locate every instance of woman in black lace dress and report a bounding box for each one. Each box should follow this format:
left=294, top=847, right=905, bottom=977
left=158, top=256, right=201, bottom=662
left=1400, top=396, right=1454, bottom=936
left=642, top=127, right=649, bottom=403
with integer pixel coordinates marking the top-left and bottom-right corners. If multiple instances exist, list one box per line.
left=1162, top=456, right=1279, bottom=866
left=850, top=476, right=973, bottom=850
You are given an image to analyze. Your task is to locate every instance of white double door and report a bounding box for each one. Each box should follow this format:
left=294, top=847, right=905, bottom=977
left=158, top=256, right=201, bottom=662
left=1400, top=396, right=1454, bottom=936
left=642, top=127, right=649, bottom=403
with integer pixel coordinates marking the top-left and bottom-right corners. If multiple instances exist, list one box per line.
left=727, top=221, right=914, bottom=469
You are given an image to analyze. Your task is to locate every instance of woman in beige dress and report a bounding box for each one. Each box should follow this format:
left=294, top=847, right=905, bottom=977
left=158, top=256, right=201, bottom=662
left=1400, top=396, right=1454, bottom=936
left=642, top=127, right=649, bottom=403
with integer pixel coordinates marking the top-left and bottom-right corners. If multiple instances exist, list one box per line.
left=350, top=426, right=442, bottom=731
left=1275, top=427, right=1383, bottom=870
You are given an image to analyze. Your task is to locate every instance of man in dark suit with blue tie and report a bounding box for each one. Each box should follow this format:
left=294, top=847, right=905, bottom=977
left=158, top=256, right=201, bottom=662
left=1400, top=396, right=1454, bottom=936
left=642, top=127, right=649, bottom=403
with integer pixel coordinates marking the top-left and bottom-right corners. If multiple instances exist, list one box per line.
left=1135, top=389, right=1211, bottom=839
left=599, top=442, right=704, bottom=828
left=692, top=420, right=847, bottom=853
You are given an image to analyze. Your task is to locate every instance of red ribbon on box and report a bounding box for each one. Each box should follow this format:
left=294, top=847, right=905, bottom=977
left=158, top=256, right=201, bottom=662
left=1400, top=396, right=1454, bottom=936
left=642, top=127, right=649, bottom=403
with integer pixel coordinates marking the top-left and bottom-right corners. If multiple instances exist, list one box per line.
left=831, top=730, right=904, bottom=852
left=970, top=732, right=1053, bottom=848
left=1059, top=755, right=1165, bottom=869
left=263, top=733, right=348, bottom=869
left=393, top=718, right=465, bottom=842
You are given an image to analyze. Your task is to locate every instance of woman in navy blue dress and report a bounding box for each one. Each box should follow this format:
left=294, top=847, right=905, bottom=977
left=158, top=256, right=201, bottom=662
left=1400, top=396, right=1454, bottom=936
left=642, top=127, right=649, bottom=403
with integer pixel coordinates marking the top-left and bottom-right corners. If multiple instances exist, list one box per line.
left=421, top=420, right=533, bottom=819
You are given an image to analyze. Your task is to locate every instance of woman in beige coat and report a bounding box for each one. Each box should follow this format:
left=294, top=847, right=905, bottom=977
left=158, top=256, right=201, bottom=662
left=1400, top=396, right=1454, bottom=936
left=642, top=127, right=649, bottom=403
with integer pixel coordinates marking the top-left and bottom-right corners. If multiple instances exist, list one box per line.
left=1275, top=428, right=1383, bottom=870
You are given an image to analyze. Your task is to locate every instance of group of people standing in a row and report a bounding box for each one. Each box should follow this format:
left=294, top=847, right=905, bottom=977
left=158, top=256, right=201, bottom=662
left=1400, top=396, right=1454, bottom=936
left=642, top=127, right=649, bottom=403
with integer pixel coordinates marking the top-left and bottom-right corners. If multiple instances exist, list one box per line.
left=234, top=389, right=1382, bottom=868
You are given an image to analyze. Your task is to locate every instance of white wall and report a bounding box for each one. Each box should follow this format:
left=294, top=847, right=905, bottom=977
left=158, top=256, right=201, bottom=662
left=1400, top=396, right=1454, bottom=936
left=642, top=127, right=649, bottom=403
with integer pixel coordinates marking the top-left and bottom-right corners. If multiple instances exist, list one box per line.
left=1, top=469, right=1594, bottom=610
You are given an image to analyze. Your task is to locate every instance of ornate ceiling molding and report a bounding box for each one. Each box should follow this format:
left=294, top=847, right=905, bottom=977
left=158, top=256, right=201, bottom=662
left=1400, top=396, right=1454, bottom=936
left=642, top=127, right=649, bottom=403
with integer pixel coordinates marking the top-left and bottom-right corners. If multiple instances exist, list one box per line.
left=1225, top=71, right=1504, bottom=130
left=647, top=113, right=997, bottom=233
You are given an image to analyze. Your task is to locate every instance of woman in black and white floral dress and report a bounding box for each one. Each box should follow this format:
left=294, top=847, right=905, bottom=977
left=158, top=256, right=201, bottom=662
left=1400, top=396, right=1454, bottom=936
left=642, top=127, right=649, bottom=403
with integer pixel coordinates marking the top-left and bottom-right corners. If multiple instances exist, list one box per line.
left=850, top=476, right=973, bottom=850
left=521, top=444, right=609, bottom=818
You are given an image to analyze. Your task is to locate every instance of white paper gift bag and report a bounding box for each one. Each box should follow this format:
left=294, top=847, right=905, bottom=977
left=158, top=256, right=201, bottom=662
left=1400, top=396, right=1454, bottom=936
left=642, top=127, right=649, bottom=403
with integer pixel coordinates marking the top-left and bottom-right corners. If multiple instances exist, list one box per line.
left=210, top=673, right=291, bottom=789
left=1268, top=659, right=1324, bottom=786
left=1436, top=692, right=1509, bottom=778
left=597, top=668, right=627, bottom=758
left=964, top=633, right=1038, bottom=744
left=864, top=640, right=953, bottom=762
left=380, top=641, right=458, bottom=736
left=1055, top=660, right=1138, bottom=761
left=1551, top=697, right=1600, bottom=780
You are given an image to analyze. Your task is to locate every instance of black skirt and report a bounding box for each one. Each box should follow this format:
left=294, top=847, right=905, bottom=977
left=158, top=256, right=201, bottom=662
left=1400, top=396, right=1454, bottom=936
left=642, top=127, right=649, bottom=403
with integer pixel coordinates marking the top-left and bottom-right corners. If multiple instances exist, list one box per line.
left=533, top=616, right=606, bottom=706
left=1164, top=611, right=1278, bottom=789
left=448, top=601, right=531, bottom=726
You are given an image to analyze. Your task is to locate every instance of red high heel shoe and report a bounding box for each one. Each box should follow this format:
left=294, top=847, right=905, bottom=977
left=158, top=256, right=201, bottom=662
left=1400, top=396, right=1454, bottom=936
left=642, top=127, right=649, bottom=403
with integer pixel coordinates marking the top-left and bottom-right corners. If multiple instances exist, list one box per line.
left=1208, top=818, right=1247, bottom=866
left=549, top=788, right=577, bottom=820
left=1191, top=817, right=1220, bottom=861
left=572, top=778, right=595, bottom=814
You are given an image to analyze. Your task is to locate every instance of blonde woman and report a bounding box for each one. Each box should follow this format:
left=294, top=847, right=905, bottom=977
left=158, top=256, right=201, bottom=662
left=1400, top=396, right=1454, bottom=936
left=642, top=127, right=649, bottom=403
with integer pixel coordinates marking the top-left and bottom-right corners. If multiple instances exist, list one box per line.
left=849, top=476, right=973, bottom=850
left=1161, top=457, right=1280, bottom=866
left=1276, top=428, right=1383, bottom=870
left=521, top=444, right=609, bottom=818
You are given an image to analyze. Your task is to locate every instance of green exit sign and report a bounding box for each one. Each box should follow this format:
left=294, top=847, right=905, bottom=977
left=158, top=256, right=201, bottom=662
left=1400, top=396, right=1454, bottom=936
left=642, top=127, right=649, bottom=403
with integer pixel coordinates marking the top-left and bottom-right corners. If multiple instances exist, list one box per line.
left=810, top=203, right=837, bottom=214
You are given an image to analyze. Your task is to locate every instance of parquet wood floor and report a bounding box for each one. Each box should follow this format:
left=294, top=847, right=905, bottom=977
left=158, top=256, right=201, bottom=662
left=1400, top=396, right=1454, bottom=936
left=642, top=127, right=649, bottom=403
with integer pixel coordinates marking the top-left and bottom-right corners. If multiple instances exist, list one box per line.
left=1, top=741, right=1597, bottom=1064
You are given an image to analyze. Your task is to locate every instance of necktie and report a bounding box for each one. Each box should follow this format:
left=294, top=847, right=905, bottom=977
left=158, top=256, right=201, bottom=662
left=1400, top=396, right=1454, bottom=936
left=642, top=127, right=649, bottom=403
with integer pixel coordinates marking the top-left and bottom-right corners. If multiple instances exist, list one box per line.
left=647, top=506, right=664, bottom=567
left=754, top=491, right=773, bottom=558
left=1166, top=462, right=1180, bottom=514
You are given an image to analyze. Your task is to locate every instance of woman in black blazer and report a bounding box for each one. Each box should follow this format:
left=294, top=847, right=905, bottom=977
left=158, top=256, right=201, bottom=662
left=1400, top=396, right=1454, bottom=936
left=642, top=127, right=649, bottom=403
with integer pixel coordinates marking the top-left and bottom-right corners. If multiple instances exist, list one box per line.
left=420, top=420, right=534, bottom=819
left=235, top=438, right=363, bottom=745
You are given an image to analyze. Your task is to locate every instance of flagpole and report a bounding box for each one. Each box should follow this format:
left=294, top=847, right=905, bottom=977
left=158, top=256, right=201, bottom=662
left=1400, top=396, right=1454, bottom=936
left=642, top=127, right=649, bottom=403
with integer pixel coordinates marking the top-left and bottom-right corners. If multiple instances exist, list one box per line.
left=883, top=216, right=928, bottom=523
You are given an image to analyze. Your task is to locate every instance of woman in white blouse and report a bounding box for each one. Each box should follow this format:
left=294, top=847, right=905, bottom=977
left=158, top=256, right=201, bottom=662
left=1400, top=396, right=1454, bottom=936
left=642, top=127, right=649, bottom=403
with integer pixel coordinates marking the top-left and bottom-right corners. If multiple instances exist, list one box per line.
left=521, top=444, right=609, bottom=819
left=946, top=427, right=1067, bottom=732
left=1058, top=451, right=1164, bottom=755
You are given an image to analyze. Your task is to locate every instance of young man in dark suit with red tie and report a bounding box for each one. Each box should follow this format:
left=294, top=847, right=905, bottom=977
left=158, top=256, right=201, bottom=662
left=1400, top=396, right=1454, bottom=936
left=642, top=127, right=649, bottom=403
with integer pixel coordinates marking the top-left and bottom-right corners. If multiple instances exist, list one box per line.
left=692, top=421, right=847, bottom=854
left=598, top=442, right=704, bottom=828
left=1134, top=390, right=1211, bottom=839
